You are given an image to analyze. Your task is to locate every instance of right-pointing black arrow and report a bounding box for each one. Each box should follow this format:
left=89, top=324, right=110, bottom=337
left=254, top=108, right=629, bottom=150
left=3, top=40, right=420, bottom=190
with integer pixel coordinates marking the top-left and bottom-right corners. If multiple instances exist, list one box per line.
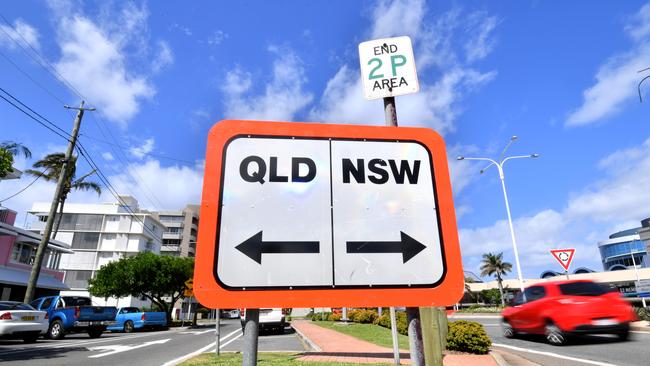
left=346, top=232, right=426, bottom=263
left=236, top=231, right=320, bottom=264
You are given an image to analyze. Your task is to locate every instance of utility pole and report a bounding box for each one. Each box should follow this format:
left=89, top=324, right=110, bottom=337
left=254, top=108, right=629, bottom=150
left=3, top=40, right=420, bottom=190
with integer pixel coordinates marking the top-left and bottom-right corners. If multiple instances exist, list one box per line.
left=24, top=101, right=94, bottom=303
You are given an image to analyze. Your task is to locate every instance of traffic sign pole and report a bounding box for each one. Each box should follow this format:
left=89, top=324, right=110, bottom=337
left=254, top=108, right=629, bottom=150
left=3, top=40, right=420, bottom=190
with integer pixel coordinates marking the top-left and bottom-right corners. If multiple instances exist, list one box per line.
left=215, top=308, right=220, bottom=356
left=242, top=309, right=259, bottom=366
left=383, top=95, right=425, bottom=366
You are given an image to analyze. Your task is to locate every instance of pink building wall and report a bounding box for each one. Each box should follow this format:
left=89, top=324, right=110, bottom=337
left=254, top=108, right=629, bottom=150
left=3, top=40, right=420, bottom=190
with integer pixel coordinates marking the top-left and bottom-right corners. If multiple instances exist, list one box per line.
left=0, top=209, right=65, bottom=280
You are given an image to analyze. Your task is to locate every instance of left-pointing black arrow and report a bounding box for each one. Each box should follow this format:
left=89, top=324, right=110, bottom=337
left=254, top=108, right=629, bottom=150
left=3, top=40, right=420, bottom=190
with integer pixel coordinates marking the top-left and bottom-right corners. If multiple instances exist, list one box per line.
left=235, top=231, right=320, bottom=264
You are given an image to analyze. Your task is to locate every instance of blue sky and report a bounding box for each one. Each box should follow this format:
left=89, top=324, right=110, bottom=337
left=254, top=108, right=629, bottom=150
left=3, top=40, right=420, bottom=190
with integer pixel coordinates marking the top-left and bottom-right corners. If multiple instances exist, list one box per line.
left=1, top=0, right=650, bottom=280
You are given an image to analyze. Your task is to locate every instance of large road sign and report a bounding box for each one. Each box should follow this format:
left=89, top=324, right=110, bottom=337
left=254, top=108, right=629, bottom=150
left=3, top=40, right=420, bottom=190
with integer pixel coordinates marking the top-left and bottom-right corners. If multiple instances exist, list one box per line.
left=194, top=120, right=463, bottom=308
left=550, top=248, right=575, bottom=271
left=359, top=36, right=419, bottom=100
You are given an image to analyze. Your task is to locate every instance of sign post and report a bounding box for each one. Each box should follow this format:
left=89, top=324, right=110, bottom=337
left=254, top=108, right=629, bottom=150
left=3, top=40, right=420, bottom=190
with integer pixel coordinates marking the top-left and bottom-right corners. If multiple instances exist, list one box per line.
left=550, top=248, right=575, bottom=280
left=359, top=35, right=425, bottom=366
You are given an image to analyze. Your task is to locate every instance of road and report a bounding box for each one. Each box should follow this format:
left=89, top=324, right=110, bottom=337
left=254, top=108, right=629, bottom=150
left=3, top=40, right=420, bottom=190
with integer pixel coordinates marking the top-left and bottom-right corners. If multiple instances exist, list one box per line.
left=452, top=314, right=650, bottom=366
left=0, top=319, right=305, bottom=366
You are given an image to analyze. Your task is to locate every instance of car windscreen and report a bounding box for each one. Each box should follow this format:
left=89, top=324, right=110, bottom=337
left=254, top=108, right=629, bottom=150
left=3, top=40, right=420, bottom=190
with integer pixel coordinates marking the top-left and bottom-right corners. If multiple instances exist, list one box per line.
left=559, top=282, right=607, bottom=296
left=62, top=297, right=92, bottom=306
left=0, top=302, right=34, bottom=310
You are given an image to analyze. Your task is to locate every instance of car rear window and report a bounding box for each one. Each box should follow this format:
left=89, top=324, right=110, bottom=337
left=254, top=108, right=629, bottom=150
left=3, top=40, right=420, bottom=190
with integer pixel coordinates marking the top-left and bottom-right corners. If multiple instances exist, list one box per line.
left=0, top=302, right=35, bottom=310
left=122, top=307, right=140, bottom=313
left=62, top=297, right=92, bottom=306
left=559, top=282, right=607, bottom=296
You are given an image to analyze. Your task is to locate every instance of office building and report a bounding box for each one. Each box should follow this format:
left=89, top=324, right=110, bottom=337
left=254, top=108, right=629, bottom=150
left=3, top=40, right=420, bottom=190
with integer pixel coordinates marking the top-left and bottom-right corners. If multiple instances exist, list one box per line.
left=151, top=205, right=199, bottom=257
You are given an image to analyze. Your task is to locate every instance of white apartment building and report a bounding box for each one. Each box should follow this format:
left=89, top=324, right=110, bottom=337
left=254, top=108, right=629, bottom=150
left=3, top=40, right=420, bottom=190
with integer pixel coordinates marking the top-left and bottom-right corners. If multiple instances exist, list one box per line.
left=29, top=196, right=163, bottom=308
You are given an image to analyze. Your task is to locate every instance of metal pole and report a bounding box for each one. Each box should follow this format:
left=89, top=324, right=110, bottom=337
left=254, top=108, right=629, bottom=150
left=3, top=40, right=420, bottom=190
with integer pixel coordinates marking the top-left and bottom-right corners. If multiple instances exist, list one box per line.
left=497, top=165, right=526, bottom=296
left=215, top=308, right=221, bottom=356
left=24, top=101, right=93, bottom=303
left=406, top=307, right=425, bottom=366
left=630, top=243, right=647, bottom=307
left=384, top=97, right=397, bottom=126
left=565, top=270, right=569, bottom=280
left=242, top=308, right=259, bottom=366
left=389, top=307, right=400, bottom=365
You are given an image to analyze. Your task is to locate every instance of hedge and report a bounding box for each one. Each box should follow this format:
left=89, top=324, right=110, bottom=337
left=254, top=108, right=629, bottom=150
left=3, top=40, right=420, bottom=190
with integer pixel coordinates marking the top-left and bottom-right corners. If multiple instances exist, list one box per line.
left=445, top=320, right=491, bottom=354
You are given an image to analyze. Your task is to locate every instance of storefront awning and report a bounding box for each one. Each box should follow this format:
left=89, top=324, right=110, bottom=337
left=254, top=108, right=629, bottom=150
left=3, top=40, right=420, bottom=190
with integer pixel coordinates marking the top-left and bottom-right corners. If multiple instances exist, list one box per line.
left=0, top=266, right=69, bottom=290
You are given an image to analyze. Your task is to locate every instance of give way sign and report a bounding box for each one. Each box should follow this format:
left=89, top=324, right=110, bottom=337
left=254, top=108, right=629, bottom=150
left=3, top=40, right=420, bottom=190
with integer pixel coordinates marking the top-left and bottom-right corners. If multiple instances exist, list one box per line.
left=193, top=120, right=464, bottom=308
left=550, top=248, right=576, bottom=271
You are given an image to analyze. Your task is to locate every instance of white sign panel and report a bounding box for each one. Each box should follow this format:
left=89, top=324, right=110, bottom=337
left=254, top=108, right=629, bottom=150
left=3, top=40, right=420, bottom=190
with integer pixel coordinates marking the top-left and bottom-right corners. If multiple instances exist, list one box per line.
left=358, top=36, right=419, bottom=100
left=215, top=136, right=443, bottom=289
left=636, top=279, right=650, bottom=295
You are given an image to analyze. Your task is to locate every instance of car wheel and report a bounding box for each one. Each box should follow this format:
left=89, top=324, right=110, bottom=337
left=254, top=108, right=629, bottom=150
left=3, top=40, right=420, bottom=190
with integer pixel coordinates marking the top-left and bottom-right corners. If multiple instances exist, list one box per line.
left=47, top=320, right=65, bottom=340
left=616, top=326, right=630, bottom=341
left=88, top=327, right=104, bottom=338
left=502, top=319, right=516, bottom=338
left=123, top=320, right=134, bottom=333
left=545, top=321, right=567, bottom=346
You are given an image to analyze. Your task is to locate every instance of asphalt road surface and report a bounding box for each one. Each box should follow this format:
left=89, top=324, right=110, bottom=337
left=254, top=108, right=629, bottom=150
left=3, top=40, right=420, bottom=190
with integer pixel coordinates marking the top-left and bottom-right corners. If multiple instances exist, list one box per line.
left=0, top=319, right=306, bottom=366
left=451, top=314, right=650, bottom=366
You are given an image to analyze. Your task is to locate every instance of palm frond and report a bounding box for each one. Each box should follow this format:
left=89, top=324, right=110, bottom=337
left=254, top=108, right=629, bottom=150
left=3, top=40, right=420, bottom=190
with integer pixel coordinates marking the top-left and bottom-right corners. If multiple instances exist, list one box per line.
left=72, top=181, right=102, bottom=195
left=1, top=141, right=32, bottom=159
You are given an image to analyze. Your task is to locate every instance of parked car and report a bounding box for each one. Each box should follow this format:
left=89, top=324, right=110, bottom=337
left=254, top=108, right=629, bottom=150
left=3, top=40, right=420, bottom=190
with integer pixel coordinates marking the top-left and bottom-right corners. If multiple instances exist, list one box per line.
left=107, top=307, right=167, bottom=333
left=30, top=296, right=117, bottom=339
left=240, top=308, right=286, bottom=334
left=221, top=309, right=239, bottom=319
left=0, top=301, right=48, bottom=343
left=501, top=280, right=637, bottom=345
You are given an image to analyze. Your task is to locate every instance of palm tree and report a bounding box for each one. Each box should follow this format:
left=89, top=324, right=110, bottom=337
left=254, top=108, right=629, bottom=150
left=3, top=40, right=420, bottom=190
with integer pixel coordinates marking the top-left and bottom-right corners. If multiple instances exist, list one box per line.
left=1, top=141, right=32, bottom=159
left=26, top=153, right=101, bottom=235
left=0, top=141, right=31, bottom=178
left=480, top=252, right=512, bottom=306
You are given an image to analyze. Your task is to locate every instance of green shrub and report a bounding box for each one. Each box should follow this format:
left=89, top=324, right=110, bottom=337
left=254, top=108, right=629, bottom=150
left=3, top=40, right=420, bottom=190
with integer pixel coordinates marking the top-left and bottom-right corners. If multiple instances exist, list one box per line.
left=446, top=320, right=491, bottom=354
left=347, top=309, right=360, bottom=322
left=329, top=313, right=342, bottom=321
left=311, top=312, right=332, bottom=321
left=635, top=307, right=650, bottom=321
left=374, top=311, right=408, bottom=335
left=354, top=309, right=378, bottom=324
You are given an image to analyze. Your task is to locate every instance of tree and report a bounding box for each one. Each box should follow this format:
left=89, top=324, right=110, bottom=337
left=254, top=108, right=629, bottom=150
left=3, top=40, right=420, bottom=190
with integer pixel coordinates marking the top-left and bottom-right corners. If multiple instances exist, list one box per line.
left=0, top=141, right=31, bottom=178
left=479, top=252, right=512, bottom=307
left=25, top=153, right=101, bottom=235
left=88, top=252, right=194, bottom=324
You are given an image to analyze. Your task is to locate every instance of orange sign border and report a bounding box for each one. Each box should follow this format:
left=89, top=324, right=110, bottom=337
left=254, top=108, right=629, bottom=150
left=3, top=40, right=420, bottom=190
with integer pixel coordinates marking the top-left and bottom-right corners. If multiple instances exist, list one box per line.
left=194, top=120, right=464, bottom=308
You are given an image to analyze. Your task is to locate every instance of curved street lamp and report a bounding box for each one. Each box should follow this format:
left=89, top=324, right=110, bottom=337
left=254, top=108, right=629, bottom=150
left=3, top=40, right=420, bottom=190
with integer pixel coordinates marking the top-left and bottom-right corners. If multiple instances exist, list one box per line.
left=457, top=136, right=539, bottom=297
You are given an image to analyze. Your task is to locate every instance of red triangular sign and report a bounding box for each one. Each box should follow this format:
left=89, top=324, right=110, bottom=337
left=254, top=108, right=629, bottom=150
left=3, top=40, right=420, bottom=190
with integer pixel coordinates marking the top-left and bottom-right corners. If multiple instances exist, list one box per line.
left=550, top=248, right=575, bottom=271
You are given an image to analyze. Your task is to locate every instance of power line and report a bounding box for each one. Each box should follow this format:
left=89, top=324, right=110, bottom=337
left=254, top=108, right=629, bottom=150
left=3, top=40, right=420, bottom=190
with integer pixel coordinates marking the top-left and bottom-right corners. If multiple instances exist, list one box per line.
left=80, top=133, right=196, bottom=165
left=0, top=89, right=70, bottom=141
left=0, top=86, right=70, bottom=137
left=0, top=171, right=43, bottom=203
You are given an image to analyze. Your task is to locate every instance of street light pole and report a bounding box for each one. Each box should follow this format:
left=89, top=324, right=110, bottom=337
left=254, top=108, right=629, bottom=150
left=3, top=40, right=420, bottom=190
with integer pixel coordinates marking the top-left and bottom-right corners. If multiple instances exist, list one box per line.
left=457, top=136, right=538, bottom=297
left=628, top=241, right=647, bottom=308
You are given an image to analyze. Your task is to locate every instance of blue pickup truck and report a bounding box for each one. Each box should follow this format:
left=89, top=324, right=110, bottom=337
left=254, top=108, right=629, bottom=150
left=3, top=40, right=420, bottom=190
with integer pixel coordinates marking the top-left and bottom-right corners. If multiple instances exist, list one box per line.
left=106, top=307, right=167, bottom=333
left=30, top=296, right=117, bottom=339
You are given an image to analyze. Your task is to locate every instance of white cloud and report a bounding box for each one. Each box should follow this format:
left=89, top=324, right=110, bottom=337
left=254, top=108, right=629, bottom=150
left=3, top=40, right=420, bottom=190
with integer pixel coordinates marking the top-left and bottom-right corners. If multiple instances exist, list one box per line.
left=0, top=18, right=40, bottom=50
left=152, top=40, right=173, bottom=73
left=171, top=23, right=192, bottom=36
left=221, top=46, right=313, bottom=121
left=567, top=3, right=650, bottom=126
left=371, top=0, right=425, bottom=40
left=53, top=15, right=155, bottom=127
left=464, top=11, right=498, bottom=63
left=101, top=152, right=114, bottom=161
left=447, top=143, right=480, bottom=195
left=206, top=30, right=227, bottom=46
left=129, top=138, right=155, bottom=159
left=460, top=137, right=650, bottom=278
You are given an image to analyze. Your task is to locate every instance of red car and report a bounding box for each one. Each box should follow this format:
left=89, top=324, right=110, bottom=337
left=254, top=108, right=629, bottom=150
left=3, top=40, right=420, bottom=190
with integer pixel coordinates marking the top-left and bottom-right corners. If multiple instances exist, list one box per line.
left=501, top=280, right=637, bottom=345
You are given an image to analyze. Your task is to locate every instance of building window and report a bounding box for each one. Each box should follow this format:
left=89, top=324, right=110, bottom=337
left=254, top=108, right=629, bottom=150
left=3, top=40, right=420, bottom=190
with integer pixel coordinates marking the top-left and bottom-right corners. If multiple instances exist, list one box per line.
left=159, top=215, right=184, bottom=223
left=165, top=227, right=181, bottom=234
left=59, top=214, right=103, bottom=231
left=11, top=243, right=36, bottom=265
left=163, top=239, right=181, bottom=245
left=64, top=270, right=92, bottom=289
left=71, top=232, right=100, bottom=249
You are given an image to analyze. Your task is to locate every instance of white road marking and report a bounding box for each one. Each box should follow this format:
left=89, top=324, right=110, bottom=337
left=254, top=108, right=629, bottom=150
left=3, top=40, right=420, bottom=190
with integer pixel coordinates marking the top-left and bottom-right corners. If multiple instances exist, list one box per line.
left=492, top=343, right=618, bottom=366
left=160, top=329, right=243, bottom=366
left=180, top=329, right=215, bottom=335
left=449, top=314, right=500, bottom=319
left=89, top=338, right=171, bottom=358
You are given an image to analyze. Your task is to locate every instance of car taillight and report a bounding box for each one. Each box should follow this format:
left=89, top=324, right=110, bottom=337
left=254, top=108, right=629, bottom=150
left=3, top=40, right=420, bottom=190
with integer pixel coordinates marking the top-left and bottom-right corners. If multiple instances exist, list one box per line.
left=74, top=306, right=80, bottom=318
left=240, top=308, right=245, bottom=317
left=44, top=313, right=49, bottom=320
left=141, top=313, right=146, bottom=321
left=0, top=312, right=11, bottom=320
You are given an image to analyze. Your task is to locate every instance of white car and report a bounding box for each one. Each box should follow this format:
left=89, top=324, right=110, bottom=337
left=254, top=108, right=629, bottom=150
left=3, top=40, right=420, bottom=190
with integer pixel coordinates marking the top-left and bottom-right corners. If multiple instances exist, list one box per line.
left=240, top=308, right=286, bottom=334
left=0, top=301, right=48, bottom=343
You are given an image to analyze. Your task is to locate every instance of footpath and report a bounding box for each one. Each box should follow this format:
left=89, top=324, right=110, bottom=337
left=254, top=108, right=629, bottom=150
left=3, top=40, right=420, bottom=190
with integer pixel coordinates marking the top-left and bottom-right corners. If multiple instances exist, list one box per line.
left=292, top=320, right=503, bottom=365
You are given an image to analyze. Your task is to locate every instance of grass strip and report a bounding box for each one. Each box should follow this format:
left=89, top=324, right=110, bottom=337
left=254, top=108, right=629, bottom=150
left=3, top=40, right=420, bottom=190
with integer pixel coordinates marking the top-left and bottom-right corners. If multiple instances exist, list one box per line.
left=180, top=352, right=390, bottom=365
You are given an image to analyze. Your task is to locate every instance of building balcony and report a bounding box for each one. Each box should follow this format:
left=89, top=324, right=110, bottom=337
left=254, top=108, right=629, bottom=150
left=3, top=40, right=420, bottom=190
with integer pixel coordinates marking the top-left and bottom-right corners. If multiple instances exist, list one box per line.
left=162, top=221, right=183, bottom=228
left=162, top=232, right=182, bottom=240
